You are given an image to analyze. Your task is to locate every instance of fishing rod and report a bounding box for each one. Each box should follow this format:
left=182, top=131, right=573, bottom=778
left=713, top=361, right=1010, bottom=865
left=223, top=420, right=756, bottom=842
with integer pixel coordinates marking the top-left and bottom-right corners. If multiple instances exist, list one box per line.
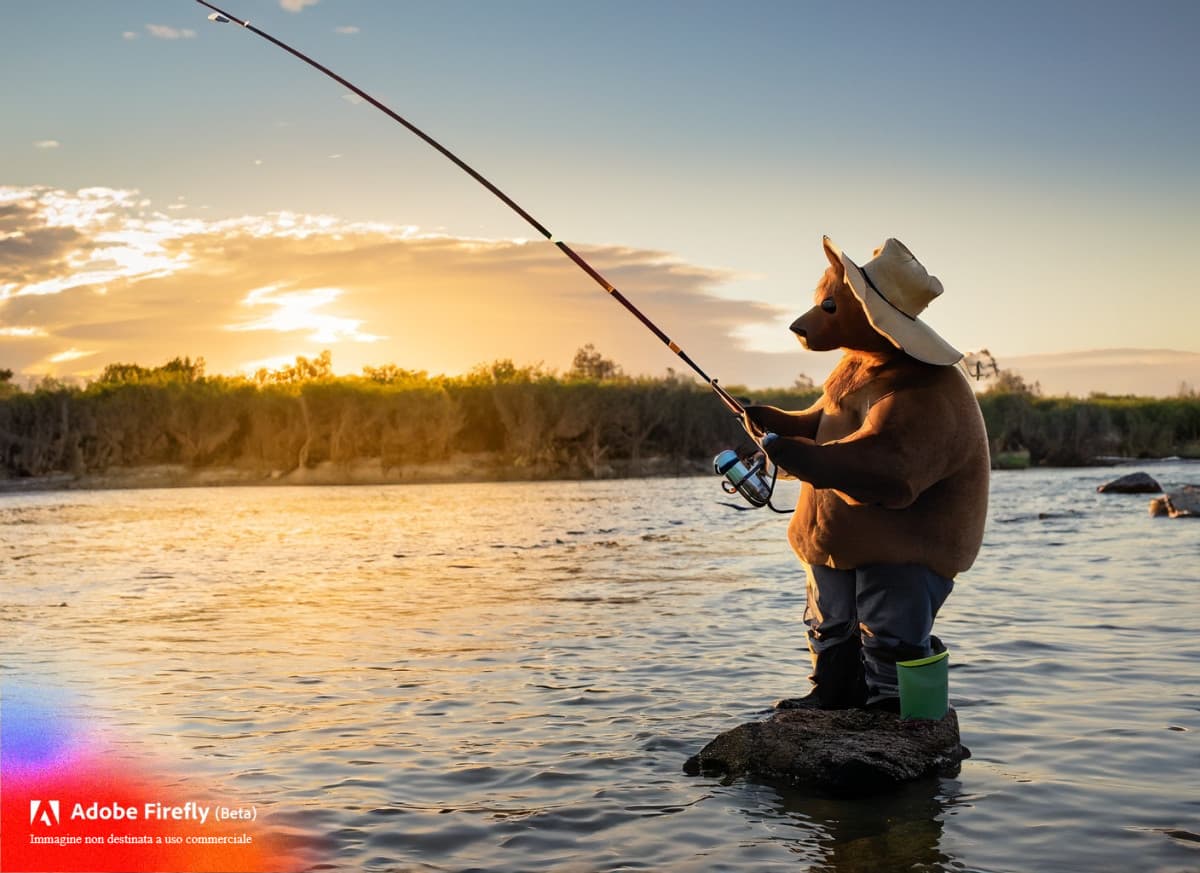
left=193, top=1, right=787, bottom=511
left=193, top=0, right=744, bottom=419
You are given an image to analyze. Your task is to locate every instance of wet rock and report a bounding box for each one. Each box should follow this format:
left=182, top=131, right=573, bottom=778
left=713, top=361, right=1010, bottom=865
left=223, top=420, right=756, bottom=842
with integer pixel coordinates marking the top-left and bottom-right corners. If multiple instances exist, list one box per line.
left=684, top=707, right=968, bottom=797
left=1097, top=472, right=1162, bottom=494
left=1163, top=485, right=1200, bottom=518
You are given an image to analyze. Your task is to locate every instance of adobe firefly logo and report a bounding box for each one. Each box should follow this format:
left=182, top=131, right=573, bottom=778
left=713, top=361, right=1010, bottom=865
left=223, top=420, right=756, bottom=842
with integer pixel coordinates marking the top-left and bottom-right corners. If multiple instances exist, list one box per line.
left=30, top=799, right=61, bottom=827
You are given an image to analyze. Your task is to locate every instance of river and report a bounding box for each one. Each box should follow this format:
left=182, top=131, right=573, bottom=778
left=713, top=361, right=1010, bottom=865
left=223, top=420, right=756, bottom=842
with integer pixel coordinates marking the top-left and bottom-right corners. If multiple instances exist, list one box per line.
left=2, top=462, right=1198, bottom=872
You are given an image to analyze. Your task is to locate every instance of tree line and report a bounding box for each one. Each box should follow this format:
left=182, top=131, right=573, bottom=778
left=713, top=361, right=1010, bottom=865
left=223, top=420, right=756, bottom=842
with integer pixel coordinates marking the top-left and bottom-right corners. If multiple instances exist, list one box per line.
left=979, top=381, right=1200, bottom=465
left=1, top=349, right=1197, bottom=482
left=0, top=349, right=810, bottom=481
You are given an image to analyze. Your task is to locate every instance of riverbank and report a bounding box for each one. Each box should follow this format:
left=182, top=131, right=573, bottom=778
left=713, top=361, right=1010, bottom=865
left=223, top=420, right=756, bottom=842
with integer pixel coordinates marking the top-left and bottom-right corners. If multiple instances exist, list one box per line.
left=3, top=454, right=1196, bottom=494
left=0, top=454, right=712, bottom=493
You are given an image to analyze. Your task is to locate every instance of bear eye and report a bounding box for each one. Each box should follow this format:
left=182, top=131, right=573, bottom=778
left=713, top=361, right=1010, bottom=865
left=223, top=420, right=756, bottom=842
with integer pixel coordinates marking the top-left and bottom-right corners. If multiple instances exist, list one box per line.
left=820, top=297, right=836, bottom=313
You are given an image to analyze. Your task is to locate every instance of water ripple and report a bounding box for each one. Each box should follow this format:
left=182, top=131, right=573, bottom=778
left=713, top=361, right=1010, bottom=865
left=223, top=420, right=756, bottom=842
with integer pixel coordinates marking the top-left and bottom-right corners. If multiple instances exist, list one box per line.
left=3, top=466, right=1199, bottom=871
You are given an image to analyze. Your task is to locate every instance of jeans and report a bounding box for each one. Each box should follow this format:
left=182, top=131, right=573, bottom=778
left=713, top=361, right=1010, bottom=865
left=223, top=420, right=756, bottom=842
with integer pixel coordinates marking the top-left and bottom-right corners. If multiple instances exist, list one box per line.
left=805, top=562, right=954, bottom=705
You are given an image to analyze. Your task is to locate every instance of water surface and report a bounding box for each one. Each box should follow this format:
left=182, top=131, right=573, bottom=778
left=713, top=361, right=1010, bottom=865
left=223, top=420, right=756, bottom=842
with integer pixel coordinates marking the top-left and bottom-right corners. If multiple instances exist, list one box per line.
left=3, top=463, right=1198, bottom=871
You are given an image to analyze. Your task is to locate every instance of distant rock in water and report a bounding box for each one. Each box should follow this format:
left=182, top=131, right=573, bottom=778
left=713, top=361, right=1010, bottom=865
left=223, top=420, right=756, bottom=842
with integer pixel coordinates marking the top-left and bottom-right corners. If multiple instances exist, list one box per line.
left=1151, top=485, right=1200, bottom=518
left=1097, top=472, right=1162, bottom=494
left=683, top=707, right=968, bottom=797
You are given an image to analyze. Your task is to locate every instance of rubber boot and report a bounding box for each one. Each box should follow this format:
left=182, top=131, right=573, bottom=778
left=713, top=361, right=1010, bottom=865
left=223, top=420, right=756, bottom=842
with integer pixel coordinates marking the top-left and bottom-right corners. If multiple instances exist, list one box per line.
left=775, top=638, right=868, bottom=711
left=812, top=636, right=869, bottom=709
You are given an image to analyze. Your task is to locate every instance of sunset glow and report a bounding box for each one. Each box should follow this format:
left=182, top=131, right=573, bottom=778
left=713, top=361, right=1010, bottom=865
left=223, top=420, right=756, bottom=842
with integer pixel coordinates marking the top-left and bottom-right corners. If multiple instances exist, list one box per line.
left=2, top=184, right=769, bottom=383
left=229, top=283, right=382, bottom=346
left=2, top=2, right=1198, bottom=393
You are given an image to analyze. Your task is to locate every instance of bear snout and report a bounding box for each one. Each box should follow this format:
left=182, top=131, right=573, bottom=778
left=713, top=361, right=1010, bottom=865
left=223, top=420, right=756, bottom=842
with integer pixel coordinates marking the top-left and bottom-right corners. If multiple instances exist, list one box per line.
left=789, top=315, right=810, bottom=345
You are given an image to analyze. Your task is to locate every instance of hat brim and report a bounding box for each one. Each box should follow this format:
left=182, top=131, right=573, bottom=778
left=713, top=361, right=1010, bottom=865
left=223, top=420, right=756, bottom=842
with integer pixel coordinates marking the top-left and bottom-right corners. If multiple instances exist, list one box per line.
left=823, top=237, right=962, bottom=366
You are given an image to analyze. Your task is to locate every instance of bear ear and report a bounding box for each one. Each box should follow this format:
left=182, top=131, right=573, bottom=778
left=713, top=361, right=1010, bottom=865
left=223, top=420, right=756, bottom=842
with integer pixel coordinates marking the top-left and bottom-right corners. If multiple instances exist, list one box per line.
left=822, top=237, right=845, bottom=276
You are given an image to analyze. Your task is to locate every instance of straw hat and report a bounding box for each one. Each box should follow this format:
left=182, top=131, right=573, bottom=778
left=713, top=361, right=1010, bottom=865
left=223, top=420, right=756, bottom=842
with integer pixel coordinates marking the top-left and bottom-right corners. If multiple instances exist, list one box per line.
left=823, top=236, right=961, bottom=366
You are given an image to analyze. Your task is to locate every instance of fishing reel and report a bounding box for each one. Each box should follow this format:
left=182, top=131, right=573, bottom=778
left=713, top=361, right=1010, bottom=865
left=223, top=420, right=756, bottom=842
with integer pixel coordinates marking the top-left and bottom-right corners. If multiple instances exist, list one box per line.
left=714, top=447, right=773, bottom=507
left=714, top=436, right=791, bottom=513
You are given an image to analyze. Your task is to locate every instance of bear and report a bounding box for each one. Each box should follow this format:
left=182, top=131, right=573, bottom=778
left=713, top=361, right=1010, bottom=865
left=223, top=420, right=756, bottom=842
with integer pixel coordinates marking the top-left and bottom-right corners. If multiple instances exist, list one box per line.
left=743, top=236, right=989, bottom=712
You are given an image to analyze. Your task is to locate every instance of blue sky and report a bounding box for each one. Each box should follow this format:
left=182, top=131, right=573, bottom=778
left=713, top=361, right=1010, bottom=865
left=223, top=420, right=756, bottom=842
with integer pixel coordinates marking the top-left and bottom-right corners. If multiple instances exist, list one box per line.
left=3, top=1, right=1199, bottom=392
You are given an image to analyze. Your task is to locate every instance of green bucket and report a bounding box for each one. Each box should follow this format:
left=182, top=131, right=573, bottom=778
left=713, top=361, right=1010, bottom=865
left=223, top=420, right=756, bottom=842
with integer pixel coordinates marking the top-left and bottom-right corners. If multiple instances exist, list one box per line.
left=897, top=649, right=949, bottom=720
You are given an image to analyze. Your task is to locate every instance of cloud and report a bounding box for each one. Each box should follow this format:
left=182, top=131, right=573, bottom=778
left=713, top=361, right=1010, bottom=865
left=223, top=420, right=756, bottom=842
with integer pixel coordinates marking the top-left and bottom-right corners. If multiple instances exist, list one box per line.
left=48, top=348, right=96, bottom=364
left=342, top=93, right=365, bottom=106
left=280, top=0, right=320, bottom=11
left=0, top=186, right=193, bottom=299
left=0, top=326, right=46, bottom=337
left=228, top=284, right=382, bottom=344
left=146, top=24, right=197, bottom=40
left=0, top=185, right=802, bottom=387
left=122, top=31, right=138, bottom=40
left=32, top=140, right=60, bottom=150
left=334, top=26, right=359, bottom=35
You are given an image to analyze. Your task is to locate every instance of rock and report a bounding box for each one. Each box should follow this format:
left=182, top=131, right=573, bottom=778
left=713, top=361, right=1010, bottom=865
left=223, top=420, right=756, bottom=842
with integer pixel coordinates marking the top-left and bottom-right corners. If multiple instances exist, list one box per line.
left=683, top=707, right=968, bottom=797
left=1097, top=472, right=1162, bottom=494
left=1164, top=484, right=1200, bottom=518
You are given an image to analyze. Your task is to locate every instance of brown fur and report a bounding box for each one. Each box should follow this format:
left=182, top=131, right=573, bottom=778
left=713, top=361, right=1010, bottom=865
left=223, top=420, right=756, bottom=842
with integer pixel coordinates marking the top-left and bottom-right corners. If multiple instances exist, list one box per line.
left=743, top=245, right=991, bottom=579
left=822, top=352, right=897, bottom=412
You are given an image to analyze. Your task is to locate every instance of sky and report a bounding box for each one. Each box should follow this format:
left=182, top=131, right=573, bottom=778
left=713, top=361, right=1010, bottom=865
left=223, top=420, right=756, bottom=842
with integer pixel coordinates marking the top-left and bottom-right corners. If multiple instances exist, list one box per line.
left=2, top=0, right=1199, bottom=395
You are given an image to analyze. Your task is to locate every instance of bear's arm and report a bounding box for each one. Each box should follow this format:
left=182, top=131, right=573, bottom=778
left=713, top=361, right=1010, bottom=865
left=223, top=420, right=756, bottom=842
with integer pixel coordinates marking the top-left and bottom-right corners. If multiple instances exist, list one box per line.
left=763, top=388, right=963, bottom=508
left=743, top=402, right=823, bottom=440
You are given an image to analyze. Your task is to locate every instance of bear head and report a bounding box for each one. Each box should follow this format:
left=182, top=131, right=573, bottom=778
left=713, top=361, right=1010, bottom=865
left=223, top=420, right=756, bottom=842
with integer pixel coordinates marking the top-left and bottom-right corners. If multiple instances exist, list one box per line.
left=789, top=245, right=897, bottom=356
